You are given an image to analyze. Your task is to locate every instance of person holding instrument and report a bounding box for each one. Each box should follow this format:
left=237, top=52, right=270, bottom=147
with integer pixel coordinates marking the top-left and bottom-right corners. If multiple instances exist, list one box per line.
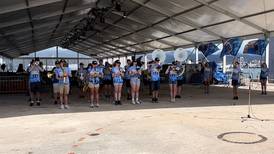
left=165, top=61, right=178, bottom=103
left=149, top=58, right=162, bottom=103
left=28, top=58, right=44, bottom=106
left=88, top=61, right=102, bottom=108
left=260, top=62, right=269, bottom=95
left=129, top=60, right=142, bottom=104
left=52, top=60, right=60, bottom=105
left=56, top=59, right=71, bottom=109
left=112, top=60, right=124, bottom=105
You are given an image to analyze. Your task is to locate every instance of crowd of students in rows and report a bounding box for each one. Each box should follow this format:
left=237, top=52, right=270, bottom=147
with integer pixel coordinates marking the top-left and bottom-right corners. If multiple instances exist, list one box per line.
left=24, top=57, right=270, bottom=109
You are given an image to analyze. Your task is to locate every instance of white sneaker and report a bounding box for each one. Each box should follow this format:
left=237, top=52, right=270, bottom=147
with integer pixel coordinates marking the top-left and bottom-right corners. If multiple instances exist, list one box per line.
left=136, top=100, right=140, bottom=104
left=60, top=104, right=64, bottom=109
left=64, top=105, right=69, bottom=109
left=90, top=103, right=94, bottom=108
left=132, top=100, right=136, bottom=104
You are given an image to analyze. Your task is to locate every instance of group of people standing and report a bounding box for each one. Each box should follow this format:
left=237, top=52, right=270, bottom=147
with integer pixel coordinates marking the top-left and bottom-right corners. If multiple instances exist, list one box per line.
left=25, top=57, right=270, bottom=109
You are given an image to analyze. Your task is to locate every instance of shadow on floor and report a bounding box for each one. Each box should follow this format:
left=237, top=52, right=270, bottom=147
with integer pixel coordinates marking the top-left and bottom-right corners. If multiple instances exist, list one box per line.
left=0, top=85, right=273, bottom=118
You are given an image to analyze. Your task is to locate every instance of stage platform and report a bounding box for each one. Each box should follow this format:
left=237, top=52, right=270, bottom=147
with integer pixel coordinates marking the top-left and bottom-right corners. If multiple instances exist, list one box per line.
left=0, top=85, right=274, bottom=154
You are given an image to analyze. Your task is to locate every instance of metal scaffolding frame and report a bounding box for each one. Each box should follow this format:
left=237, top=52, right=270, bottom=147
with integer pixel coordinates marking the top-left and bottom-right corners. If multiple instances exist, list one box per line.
left=0, top=0, right=274, bottom=59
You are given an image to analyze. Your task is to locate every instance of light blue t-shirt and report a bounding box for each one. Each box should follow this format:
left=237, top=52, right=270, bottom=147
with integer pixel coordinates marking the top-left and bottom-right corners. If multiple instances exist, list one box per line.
left=112, top=67, right=123, bottom=83
left=169, top=70, right=178, bottom=82
left=88, top=67, right=100, bottom=84
left=29, top=66, right=43, bottom=83
left=129, top=66, right=141, bottom=78
left=232, top=67, right=241, bottom=81
left=150, top=64, right=161, bottom=81
left=56, top=67, right=71, bottom=84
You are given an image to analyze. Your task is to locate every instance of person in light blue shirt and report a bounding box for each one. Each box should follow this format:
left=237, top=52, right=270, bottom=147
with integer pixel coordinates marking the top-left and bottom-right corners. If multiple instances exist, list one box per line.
left=129, top=60, right=142, bottom=104
left=28, top=58, right=44, bottom=106
left=56, top=59, right=72, bottom=109
left=202, top=62, right=212, bottom=95
left=260, top=62, right=269, bottom=95
left=165, top=61, right=178, bottom=103
left=87, top=61, right=103, bottom=108
left=175, top=61, right=185, bottom=98
left=231, top=61, right=241, bottom=100
left=112, top=60, right=124, bottom=105
left=149, top=58, right=162, bottom=103
left=52, top=60, right=60, bottom=105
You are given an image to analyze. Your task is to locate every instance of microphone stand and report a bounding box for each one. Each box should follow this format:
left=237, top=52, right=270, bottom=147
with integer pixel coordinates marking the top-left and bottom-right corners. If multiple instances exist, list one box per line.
left=241, top=64, right=264, bottom=122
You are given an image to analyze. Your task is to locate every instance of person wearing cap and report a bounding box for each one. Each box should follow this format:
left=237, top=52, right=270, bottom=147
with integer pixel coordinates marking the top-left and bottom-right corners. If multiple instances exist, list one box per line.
left=231, top=61, right=241, bottom=100
left=129, top=60, right=142, bottom=104
left=56, top=59, right=72, bottom=109
left=76, top=63, right=87, bottom=98
left=112, top=60, right=124, bottom=105
left=149, top=58, right=162, bottom=103
left=124, top=59, right=132, bottom=100
left=165, top=61, right=178, bottom=103
left=51, top=60, right=60, bottom=105
left=28, top=57, right=44, bottom=106
left=87, top=61, right=102, bottom=108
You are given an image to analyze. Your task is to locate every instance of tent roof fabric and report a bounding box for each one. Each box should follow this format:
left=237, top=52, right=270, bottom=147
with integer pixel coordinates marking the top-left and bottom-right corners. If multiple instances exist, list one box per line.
left=0, top=0, right=274, bottom=58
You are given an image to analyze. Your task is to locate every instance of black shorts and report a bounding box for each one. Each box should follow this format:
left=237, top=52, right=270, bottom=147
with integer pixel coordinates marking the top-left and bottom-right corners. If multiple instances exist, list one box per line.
left=30, top=82, right=41, bottom=93
left=125, top=79, right=131, bottom=88
left=232, top=80, right=239, bottom=86
left=177, top=80, right=183, bottom=86
left=104, top=80, right=112, bottom=85
left=151, top=80, right=160, bottom=91
left=260, top=77, right=267, bottom=81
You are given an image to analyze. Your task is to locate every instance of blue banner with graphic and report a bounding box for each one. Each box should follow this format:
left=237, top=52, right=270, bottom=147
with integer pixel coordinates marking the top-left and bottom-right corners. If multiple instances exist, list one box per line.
left=198, top=43, right=219, bottom=57
left=243, top=39, right=268, bottom=56
left=220, top=38, right=243, bottom=58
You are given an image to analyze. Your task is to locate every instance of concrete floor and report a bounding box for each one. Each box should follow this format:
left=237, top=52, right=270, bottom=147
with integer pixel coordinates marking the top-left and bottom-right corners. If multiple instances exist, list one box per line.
left=0, top=85, right=274, bottom=154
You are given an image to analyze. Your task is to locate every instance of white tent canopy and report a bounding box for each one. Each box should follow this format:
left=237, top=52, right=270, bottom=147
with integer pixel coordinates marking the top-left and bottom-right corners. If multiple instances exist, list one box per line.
left=0, top=0, right=274, bottom=58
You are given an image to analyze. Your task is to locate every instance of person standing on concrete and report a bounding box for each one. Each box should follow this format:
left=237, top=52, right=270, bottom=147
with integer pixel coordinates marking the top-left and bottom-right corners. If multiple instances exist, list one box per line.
left=202, top=62, right=212, bottom=95
left=28, top=58, right=44, bottom=106
left=260, top=62, right=269, bottom=95
left=87, top=61, right=102, bottom=108
left=149, top=58, right=162, bottom=103
left=56, top=59, right=72, bottom=109
left=232, top=61, right=241, bottom=100
left=165, top=61, right=178, bottom=103
left=52, top=60, right=60, bottom=105
left=76, top=63, right=87, bottom=98
left=112, top=60, right=124, bottom=105
left=129, top=60, right=142, bottom=104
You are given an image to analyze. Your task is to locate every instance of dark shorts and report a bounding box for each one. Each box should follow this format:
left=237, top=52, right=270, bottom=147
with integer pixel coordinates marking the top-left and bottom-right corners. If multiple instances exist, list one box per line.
left=30, top=82, right=41, bottom=93
left=260, top=77, right=267, bottom=81
left=232, top=80, right=239, bottom=86
left=169, top=80, right=177, bottom=85
left=151, top=80, right=160, bottom=91
left=177, top=80, right=183, bottom=86
left=125, top=79, right=131, bottom=88
left=103, top=80, right=113, bottom=85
